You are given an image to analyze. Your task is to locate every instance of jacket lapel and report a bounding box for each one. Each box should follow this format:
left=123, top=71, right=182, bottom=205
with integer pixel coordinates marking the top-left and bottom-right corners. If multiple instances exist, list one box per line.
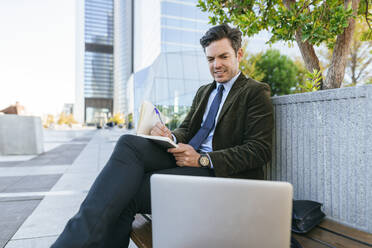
left=192, top=82, right=216, bottom=129
left=216, top=73, right=246, bottom=125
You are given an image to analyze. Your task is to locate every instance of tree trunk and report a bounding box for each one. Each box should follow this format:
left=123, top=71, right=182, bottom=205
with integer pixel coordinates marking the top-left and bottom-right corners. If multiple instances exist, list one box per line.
left=283, top=0, right=323, bottom=89
left=350, top=47, right=357, bottom=85
left=323, top=0, right=361, bottom=89
left=294, top=31, right=323, bottom=88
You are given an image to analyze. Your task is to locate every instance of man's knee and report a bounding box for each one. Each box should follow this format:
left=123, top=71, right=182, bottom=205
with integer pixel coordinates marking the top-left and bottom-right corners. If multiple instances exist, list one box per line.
left=117, top=134, right=136, bottom=146
left=117, top=134, right=149, bottom=149
left=114, top=134, right=141, bottom=154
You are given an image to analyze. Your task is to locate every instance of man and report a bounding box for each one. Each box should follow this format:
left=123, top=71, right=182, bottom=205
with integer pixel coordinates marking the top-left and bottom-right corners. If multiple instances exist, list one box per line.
left=51, top=23, right=273, bottom=248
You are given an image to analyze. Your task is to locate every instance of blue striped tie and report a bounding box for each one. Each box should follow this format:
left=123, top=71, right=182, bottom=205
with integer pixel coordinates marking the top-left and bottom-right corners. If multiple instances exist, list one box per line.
left=188, top=84, right=224, bottom=150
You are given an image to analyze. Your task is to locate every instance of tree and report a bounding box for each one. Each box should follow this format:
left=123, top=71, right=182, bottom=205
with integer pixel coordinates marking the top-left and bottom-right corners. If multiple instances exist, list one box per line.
left=255, top=49, right=299, bottom=95
left=367, top=77, right=372, bottom=84
left=198, top=0, right=371, bottom=90
left=347, top=19, right=372, bottom=85
left=239, top=41, right=265, bottom=82
left=318, top=19, right=372, bottom=86
left=292, top=57, right=315, bottom=93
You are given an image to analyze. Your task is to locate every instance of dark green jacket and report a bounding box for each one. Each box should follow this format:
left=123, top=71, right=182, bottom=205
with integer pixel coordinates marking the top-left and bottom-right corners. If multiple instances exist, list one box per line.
left=172, top=73, right=273, bottom=179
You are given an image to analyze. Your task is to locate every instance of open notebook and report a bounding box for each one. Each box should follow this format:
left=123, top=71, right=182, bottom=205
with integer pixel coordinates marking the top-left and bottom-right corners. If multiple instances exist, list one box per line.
left=136, top=101, right=178, bottom=149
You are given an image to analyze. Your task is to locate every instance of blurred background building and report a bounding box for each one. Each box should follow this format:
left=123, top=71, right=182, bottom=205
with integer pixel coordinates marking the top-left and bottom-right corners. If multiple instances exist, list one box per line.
left=75, top=0, right=114, bottom=124
left=131, top=0, right=212, bottom=128
left=74, top=0, right=213, bottom=127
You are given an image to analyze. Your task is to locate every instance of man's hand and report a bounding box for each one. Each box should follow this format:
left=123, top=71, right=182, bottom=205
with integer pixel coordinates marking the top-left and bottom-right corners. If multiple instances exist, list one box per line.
left=168, top=143, right=200, bottom=167
left=150, top=122, right=172, bottom=139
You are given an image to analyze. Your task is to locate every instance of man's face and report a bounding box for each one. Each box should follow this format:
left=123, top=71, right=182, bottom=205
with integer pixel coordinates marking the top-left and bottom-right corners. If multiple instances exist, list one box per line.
left=205, top=38, right=243, bottom=83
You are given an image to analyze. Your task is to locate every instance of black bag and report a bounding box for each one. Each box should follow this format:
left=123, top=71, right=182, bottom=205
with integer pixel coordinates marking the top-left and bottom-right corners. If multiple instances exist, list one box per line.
left=291, top=236, right=303, bottom=248
left=292, top=200, right=326, bottom=233
left=290, top=200, right=326, bottom=248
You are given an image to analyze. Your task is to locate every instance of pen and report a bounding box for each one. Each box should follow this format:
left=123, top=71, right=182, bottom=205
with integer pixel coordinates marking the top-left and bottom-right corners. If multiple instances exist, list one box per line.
left=154, top=107, right=164, bottom=125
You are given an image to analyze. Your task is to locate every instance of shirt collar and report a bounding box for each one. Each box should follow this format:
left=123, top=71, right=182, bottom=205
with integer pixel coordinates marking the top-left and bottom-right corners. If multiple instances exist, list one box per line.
left=216, top=71, right=241, bottom=92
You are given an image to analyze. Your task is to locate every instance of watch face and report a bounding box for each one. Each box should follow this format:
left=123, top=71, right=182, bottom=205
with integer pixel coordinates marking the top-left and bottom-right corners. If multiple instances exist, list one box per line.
left=200, top=156, right=209, bottom=167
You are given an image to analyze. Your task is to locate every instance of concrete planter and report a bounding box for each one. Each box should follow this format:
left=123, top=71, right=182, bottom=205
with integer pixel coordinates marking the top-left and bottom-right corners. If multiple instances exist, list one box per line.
left=0, top=115, right=44, bottom=155
left=267, top=85, right=372, bottom=233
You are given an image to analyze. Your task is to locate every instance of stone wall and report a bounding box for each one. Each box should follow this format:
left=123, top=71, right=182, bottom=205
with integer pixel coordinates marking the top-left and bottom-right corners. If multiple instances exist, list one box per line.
left=0, top=115, right=44, bottom=155
left=268, top=85, right=372, bottom=233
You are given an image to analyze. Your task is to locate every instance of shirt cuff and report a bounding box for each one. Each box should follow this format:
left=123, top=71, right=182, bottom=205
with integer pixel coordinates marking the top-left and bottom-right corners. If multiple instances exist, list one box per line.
left=206, top=153, right=214, bottom=169
left=171, top=134, right=177, bottom=143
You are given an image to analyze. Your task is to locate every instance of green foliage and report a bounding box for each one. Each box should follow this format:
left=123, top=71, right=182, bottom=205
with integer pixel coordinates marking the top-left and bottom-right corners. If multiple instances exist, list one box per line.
left=366, top=77, right=372, bottom=84
left=318, top=19, right=372, bottom=86
left=197, top=0, right=366, bottom=48
left=253, top=49, right=299, bottom=96
left=239, top=41, right=265, bottom=81
left=361, top=29, right=372, bottom=41
left=358, top=1, right=372, bottom=41
left=294, top=58, right=308, bottom=87
left=298, top=69, right=322, bottom=92
left=291, top=58, right=310, bottom=93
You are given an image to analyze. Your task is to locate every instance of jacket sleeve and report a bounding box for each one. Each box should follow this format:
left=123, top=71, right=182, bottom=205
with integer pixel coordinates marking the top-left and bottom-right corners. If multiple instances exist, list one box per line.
left=208, top=84, right=274, bottom=177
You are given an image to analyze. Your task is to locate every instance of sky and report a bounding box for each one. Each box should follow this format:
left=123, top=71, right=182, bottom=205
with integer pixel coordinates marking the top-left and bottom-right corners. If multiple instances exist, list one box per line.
left=0, top=0, right=75, bottom=117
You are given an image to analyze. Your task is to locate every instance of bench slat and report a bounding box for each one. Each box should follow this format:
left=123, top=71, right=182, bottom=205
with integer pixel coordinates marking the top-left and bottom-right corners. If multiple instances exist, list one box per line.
left=130, top=214, right=372, bottom=248
left=306, top=226, right=372, bottom=248
left=318, top=219, right=372, bottom=246
left=292, top=233, right=330, bottom=248
left=130, top=214, right=152, bottom=248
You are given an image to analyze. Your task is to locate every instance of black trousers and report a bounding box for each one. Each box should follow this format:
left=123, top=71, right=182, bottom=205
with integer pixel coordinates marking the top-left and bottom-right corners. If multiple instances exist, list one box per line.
left=51, top=134, right=215, bottom=248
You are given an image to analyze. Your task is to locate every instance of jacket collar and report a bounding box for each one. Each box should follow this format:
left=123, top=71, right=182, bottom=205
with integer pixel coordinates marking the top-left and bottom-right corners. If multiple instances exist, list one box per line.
left=193, top=73, right=248, bottom=129
left=216, top=73, right=247, bottom=124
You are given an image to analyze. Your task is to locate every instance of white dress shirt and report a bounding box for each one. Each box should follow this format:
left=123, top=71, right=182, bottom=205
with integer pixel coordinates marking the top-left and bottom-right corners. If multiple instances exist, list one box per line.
left=199, top=72, right=241, bottom=168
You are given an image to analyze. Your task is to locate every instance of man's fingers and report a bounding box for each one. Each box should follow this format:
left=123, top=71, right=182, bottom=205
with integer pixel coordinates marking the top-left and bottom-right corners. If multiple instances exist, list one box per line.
left=154, top=122, right=164, bottom=132
left=153, top=125, right=162, bottom=133
left=173, top=154, right=187, bottom=160
left=151, top=125, right=167, bottom=136
left=150, top=127, right=161, bottom=136
left=168, top=146, right=187, bottom=153
left=155, top=122, right=170, bottom=133
left=152, top=122, right=171, bottom=138
left=176, top=161, right=184, bottom=166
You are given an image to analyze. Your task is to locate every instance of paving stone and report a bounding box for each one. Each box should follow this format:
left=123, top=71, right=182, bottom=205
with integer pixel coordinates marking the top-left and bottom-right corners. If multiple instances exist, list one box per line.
left=0, top=175, right=62, bottom=193
left=0, top=239, right=7, bottom=248
left=0, top=177, right=22, bottom=192
left=0, top=199, right=41, bottom=246
left=71, top=136, right=92, bottom=142
left=0, top=196, right=43, bottom=202
left=0, top=130, right=131, bottom=248
left=12, top=194, right=87, bottom=239
left=17, top=144, right=87, bottom=166
left=0, top=156, right=36, bottom=162
left=0, top=144, right=88, bottom=168
left=0, top=166, right=68, bottom=177
left=0, top=162, right=22, bottom=168
left=4, top=236, right=58, bottom=248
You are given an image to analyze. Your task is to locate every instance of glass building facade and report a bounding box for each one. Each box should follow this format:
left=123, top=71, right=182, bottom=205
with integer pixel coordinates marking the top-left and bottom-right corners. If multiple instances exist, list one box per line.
left=84, top=0, right=114, bottom=124
left=76, top=0, right=213, bottom=126
left=133, top=0, right=212, bottom=128
left=160, top=0, right=210, bottom=52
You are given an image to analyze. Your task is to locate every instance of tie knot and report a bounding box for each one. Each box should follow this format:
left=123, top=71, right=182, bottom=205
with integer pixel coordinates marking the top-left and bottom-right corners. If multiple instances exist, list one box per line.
left=218, top=84, right=224, bottom=92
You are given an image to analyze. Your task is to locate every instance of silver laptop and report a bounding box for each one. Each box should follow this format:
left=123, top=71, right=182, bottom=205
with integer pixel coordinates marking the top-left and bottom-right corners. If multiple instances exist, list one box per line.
left=150, top=174, right=293, bottom=248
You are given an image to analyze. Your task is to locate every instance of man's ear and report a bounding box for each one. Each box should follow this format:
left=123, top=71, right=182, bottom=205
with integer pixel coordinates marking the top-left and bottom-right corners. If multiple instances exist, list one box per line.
left=237, top=48, right=243, bottom=62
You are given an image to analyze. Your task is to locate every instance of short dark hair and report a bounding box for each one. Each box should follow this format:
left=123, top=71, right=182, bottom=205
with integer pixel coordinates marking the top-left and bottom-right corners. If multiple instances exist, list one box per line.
left=200, top=24, right=242, bottom=54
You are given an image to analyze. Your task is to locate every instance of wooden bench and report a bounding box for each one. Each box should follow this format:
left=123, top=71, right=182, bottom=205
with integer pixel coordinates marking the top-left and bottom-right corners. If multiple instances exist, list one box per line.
left=130, top=214, right=372, bottom=248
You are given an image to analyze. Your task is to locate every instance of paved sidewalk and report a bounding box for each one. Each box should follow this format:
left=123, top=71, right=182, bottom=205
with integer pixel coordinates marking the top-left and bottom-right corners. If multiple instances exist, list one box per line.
left=0, top=128, right=137, bottom=248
